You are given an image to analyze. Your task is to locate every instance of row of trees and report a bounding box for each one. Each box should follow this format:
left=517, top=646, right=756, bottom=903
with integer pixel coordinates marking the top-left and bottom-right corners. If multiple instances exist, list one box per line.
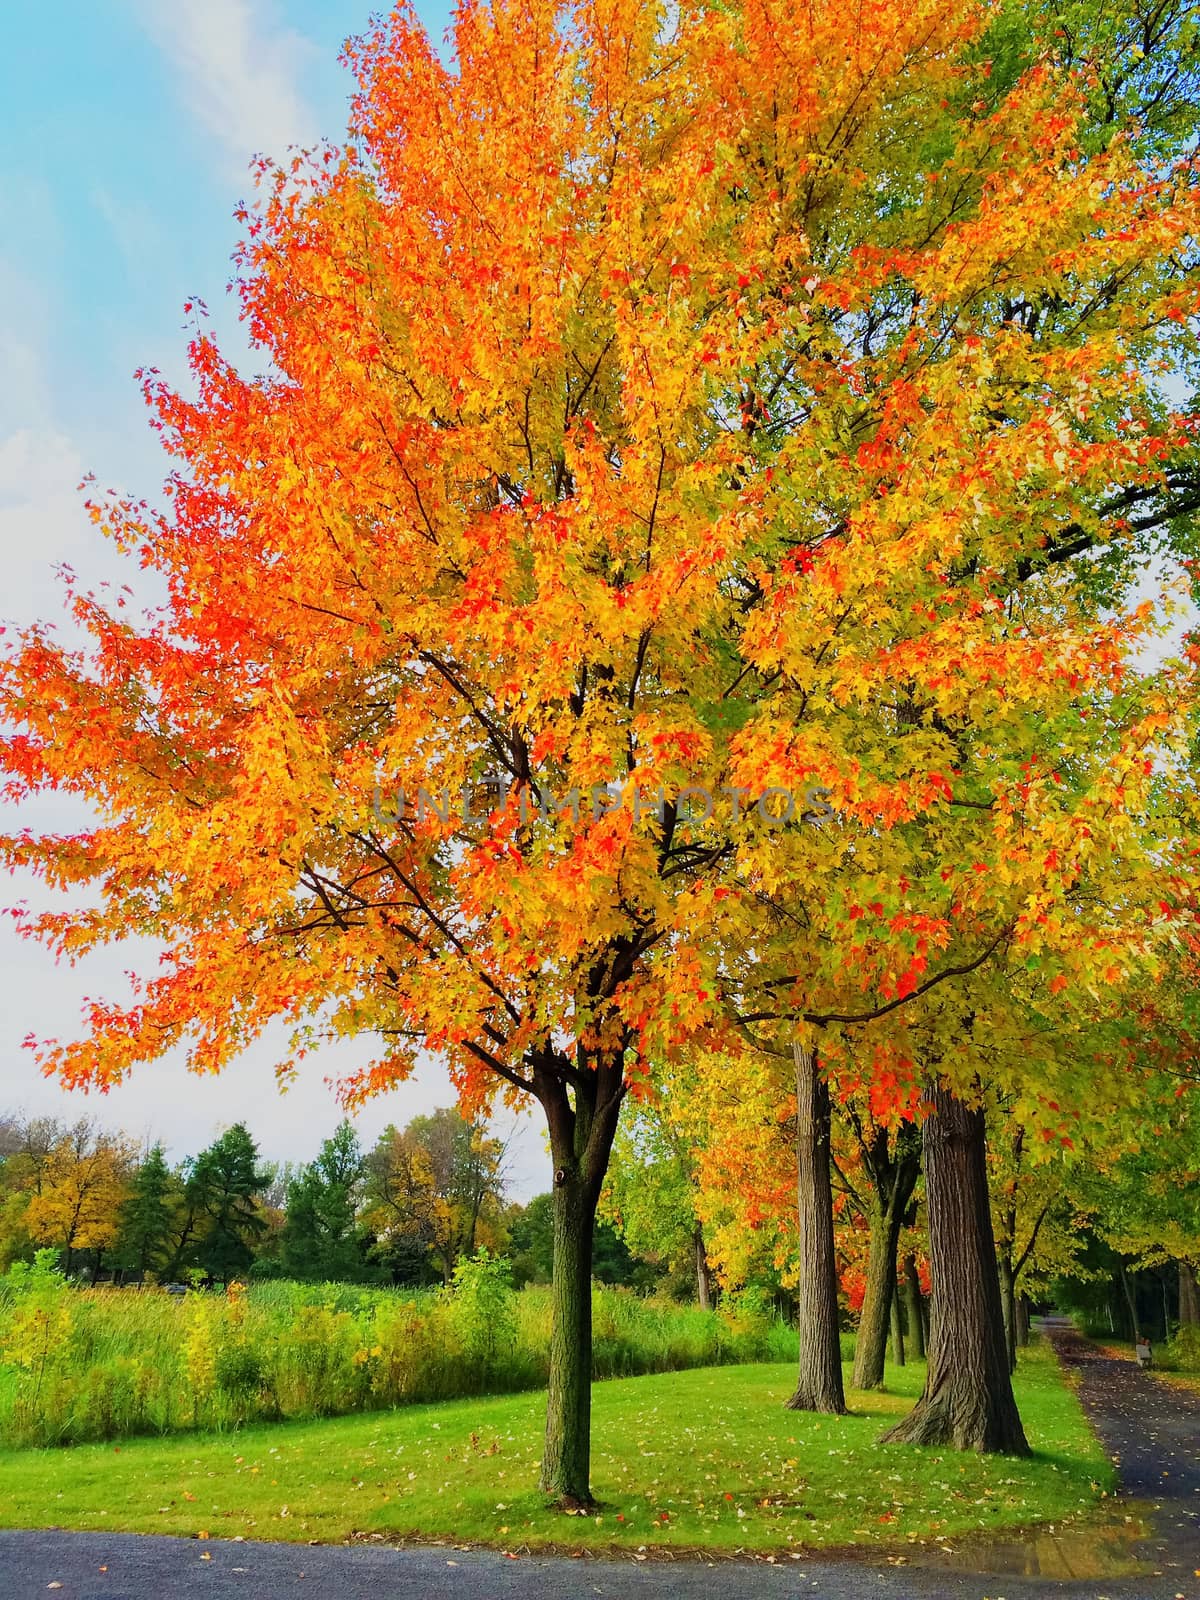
left=0, top=1108, right=554, bottom=1287
left=605, top=1072, right=1200, bottom=1368
left=3, top=0, right=1199, bottom=1508
left=8, top=1076, right=1195, bottom=1366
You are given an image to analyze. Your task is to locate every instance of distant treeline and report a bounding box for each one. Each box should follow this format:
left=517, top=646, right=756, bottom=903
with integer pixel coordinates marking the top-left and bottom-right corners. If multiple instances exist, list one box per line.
left=0, top=1107, right=647, bottom=1290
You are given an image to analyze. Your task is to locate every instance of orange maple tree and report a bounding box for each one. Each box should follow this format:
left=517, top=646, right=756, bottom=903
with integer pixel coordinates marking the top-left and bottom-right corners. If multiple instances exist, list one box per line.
left=4, top=0, right=1200, bottom=1494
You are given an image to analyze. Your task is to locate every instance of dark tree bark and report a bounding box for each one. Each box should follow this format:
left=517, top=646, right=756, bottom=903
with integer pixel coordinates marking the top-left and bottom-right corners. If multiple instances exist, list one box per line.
left=534, top=1047, right=624, bottom=1508
left=847, top=1118, right=921, bottom=1390
left=786, top=1040, right=846, bottom=1415
left=889, top=1281, right=906, bottom=1366
left=695, top=1225, right=715, bottom=1311
left=1161, top=1267, right=1172, bottom=1343
left=1179, top=1261, right=1200, bottom=1328
left=1016, top=1293, right=1030, bottom=1348
left=881, top=1082, right=1029, bottom=1454
left=903, top=1251, right=926, bottom=1359
left=1119, top=1262, right=1142, bottom=1343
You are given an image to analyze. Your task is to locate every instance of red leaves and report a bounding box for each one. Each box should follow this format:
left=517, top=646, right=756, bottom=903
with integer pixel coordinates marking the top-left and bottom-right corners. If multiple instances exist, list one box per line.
left=893, top=955, right=927, bottom=1001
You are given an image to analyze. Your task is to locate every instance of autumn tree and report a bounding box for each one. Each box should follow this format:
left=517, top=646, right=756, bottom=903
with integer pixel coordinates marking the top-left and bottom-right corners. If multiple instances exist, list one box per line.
left=407, top=1109, right=507, bottom=1265
left=4, top=0, right=1200, bottom=1495
left=0, top=1116, right=41, bottom=1270
left=690, top=0, right=1200, bottom=1435
left=0, top=1115, right=94, bottom=1269
left=363, top=1109, right=505, bottom=1285
left=23, top=1124, right=135, bottom=1275
left=0, top=0, right=768, bottom=1504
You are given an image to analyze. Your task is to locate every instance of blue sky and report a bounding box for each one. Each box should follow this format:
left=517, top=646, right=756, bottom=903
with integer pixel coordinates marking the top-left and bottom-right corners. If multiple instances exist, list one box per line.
left=0, top=0, right=546, bottom=1191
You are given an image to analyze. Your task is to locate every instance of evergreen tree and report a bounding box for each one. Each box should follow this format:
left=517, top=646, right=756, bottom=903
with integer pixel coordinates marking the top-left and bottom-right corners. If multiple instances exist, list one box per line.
left=184, top=1124, right=269, bottom=1283
left=278, top=1121, right=367, bottom=1282
left=113, top=1144, right=179, bottom=1279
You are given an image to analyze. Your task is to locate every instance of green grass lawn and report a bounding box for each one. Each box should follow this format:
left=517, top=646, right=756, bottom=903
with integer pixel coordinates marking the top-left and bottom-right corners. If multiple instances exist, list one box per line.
left=0, top=1343, right=1111, bottom=1556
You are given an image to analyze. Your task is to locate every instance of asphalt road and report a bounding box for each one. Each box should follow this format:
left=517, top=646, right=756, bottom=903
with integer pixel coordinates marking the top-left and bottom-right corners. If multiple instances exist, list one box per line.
left=0, top=1527, right=1179, bottom=1600
left=2, top=1330, right=1197, bottom=1600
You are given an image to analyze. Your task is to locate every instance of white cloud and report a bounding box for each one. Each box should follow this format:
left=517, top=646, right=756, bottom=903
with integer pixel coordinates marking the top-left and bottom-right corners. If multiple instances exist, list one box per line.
left=0, top=426, right=94, bottom=628
left=133, top=0, right=318, bottom=176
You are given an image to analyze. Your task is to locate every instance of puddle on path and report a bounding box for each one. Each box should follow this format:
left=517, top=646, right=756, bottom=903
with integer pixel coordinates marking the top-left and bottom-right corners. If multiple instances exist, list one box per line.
left=928, top=1512, right=1153, bottom=1580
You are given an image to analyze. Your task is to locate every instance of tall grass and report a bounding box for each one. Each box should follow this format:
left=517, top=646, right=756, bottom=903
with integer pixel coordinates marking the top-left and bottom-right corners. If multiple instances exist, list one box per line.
left=0, top=1259, right=797, bottom=1448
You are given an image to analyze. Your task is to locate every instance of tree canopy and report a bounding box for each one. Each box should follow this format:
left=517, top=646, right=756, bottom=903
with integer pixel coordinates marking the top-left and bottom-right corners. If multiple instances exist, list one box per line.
left=2, top=0, right=1199, bottom=1501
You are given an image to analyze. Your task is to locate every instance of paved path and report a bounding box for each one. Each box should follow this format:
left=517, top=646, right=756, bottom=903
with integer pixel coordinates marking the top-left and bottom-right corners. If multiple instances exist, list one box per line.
left=2, top=1331, right=1198, bottom=1599
left=1048, top=1322, right=1200, bottom=1594
left=0, top=1528, right=1167, bottom=1600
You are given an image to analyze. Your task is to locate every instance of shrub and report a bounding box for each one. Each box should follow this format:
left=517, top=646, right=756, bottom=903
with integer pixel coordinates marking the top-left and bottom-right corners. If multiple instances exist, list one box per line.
left=0, top=1275, right=800, bottom=1447
left=1164, top=1324, right=1200, bottom=1371
left=448, top=1251, right=518, bottom=1387
left=0, top=1249, right=65, bottom=1306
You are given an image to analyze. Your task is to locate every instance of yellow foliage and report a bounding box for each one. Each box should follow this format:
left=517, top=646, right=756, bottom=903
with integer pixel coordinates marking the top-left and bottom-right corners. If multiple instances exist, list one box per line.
left=23, top=1132, right=135, bottom=1268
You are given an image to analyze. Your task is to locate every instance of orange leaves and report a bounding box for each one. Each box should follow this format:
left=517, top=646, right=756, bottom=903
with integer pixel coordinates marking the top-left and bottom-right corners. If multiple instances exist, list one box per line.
left=0, top=0, right=1196, bottom=1203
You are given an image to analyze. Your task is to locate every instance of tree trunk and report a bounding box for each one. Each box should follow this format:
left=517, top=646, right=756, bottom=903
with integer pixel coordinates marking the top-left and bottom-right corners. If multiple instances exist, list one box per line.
left=1179, top=1261, right=1200, bottom=1328
left=889, top=1281, right=906, bottom=1367
left=542, top=1169, right=595, bottom=1505
left=881, top=1082, right=1029, bottom=1454
left=694, top=1225, right=714, bottom=1311
left=1119, top=1262, right=1141, bottom=1343
left=999, top=1250, right=1017, bottom=1375
left=786, top=1040, right=846, bottom=1415
left=1161, top=1267, right=1171, bottom=1343
left=849, top=1124, right=920, bottom=1391
left=534, top=1048, right=624, bottom=1508
left=167, top=1207, right=198, bottom=1280
left=1016, top=1293, right=1030, bottom=1348
left=853, top=1209, right=896, bottom=1390
left=903, top=1252, right=926, bottom=1359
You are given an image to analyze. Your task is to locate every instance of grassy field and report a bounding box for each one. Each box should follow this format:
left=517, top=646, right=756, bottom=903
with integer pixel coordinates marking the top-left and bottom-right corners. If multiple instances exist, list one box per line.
left=0, top=1342, right=1112, bottom=1555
